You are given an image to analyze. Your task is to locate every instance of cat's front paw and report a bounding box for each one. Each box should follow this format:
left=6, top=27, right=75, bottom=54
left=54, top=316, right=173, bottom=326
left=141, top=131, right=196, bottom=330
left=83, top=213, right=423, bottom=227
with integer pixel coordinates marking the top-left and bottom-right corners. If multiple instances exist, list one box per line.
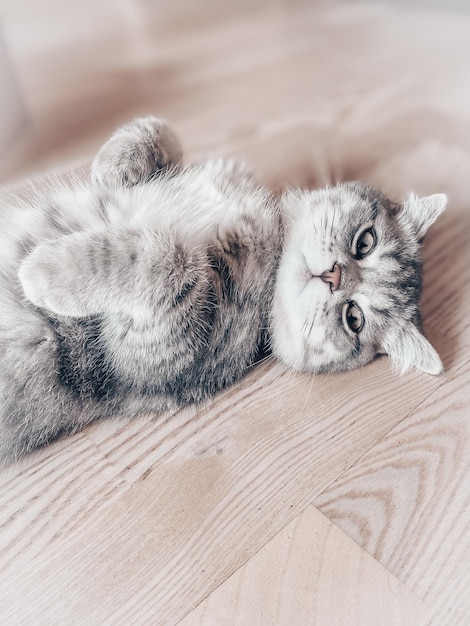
left=216, top=214, right=256, bottom=255
left=19, top=238, right=90, bottom=317
left=91, top=117, right=183, bottom=187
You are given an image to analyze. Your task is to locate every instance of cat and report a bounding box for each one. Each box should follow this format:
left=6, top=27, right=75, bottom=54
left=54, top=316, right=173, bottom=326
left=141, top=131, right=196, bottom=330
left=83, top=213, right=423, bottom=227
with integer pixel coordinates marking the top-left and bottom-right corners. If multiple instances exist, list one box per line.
left=0, top=116, right=446, bottom=465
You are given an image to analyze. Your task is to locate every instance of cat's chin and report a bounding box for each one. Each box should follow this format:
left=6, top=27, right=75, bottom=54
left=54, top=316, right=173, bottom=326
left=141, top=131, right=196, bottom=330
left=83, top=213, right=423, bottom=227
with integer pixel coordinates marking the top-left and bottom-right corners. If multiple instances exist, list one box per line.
left=270, top=323, right=333, bottom=374
left=271, top=333, right=304, bottom=373
left=271, top=296, right=305, bottom=371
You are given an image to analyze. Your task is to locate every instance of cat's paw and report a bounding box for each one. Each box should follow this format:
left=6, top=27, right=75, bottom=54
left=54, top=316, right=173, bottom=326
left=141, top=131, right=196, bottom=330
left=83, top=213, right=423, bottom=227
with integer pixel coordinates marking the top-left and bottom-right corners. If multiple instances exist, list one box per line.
left=19, top=238, right=91, bottom=317
left=91, top=117, right=183, bottom=187
left=216, top=214, right=257, bottom=255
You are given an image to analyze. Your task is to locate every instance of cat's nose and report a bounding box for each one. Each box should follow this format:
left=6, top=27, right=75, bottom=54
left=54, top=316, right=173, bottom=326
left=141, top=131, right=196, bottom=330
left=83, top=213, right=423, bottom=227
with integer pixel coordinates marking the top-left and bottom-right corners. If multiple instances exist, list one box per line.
left=320, top=263, right=341, bottom=292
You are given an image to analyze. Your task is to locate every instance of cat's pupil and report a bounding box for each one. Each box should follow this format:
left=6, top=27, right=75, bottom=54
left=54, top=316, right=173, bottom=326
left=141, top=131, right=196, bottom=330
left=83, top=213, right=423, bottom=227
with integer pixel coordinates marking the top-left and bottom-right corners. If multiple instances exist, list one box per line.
left=344, top=301, right=364, bottom=334
left=349, top=314, right=360, bottom=330
left=355, top=228, right=376, bottom=259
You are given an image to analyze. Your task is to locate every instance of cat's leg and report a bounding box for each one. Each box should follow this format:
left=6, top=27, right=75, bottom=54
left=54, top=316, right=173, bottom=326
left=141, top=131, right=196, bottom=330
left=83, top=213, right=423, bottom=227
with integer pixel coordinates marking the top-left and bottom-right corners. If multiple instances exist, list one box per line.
left=18, top=228, right=217, bottom=394
left=18, top=228, right=205, bottom=318
left=91, top=117, right=183, bottom=187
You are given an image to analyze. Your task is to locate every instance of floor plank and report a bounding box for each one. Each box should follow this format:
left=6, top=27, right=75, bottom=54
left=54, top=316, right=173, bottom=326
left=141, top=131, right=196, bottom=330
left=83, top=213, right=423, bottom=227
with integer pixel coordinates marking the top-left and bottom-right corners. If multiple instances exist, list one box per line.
left=0, top=359, right=446, bottom=625
left=179, top=505, right=428, bottom=626
left=314, top=359, right=470, bottom=625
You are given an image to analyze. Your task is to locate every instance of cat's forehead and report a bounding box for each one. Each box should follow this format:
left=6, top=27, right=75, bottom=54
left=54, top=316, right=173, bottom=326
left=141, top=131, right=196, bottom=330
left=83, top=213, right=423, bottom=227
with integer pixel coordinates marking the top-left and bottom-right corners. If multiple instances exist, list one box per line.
left=311, top=183, right=389, bottom=217
left=284, top=182, right=393, bottom=228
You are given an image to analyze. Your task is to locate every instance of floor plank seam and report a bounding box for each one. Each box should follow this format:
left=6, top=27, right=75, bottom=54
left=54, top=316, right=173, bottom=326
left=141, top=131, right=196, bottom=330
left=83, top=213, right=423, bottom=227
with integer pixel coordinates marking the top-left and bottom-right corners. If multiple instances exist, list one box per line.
left=311, top=357, right=469, bottom=508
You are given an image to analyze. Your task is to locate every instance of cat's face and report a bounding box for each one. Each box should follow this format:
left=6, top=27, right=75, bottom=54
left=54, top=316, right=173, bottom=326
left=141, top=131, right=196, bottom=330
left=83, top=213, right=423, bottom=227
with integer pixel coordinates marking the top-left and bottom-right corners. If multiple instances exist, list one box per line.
left=272, top=183, right=446, bottom=376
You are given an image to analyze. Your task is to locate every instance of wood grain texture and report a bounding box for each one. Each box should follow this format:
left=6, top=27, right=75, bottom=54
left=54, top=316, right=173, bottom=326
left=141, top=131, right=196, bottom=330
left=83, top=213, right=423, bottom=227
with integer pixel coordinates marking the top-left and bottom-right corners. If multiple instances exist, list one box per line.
left=1, top=0, right=470, bottom=624
left=0, top=359, right=445, bottom=624
left=179, top=505, right=428, bottom=626
left=314, top=359, right=470, bottom=625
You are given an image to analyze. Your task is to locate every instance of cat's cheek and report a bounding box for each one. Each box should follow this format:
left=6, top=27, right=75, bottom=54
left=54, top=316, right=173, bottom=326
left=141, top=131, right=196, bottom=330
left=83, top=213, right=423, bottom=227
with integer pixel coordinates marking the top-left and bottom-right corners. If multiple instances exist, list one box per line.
left=271, top=301, right=305, bottom=371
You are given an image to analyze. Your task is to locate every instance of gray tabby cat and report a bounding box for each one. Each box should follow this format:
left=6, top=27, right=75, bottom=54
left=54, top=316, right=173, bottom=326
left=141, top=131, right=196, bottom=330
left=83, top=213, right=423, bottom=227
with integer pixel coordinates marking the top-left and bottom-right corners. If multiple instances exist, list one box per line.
left=0, top=117, right=446, bottom=464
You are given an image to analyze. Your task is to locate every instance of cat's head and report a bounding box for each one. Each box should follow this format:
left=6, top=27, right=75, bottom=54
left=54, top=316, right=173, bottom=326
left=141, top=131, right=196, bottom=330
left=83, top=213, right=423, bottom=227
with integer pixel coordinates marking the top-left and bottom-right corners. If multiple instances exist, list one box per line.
left=272, top=183, right=446, bottom=376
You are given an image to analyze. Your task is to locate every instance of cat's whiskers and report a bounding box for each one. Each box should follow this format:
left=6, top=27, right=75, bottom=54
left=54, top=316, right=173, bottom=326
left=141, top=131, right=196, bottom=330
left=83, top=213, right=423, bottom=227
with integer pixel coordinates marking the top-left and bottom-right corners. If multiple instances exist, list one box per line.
left=320, top=208, right=330, bottom=244
left=0, top=266, right=11, bottom=280
left=249, top=355, right=283, bottom=390
left=307, top=317, right=316, bottom=341
left=268, top=362, right=291, bottom=390
left=305, top=303, right=321, bottom=341
left=300, top=316, right=311, bottom=338
left=310, top=214, right=318, bottom=236
left=329, top=201, right=338, bottom=241
left=253, top=353, right=274, bottom=367
left=302, top=369, right=316, bottom=411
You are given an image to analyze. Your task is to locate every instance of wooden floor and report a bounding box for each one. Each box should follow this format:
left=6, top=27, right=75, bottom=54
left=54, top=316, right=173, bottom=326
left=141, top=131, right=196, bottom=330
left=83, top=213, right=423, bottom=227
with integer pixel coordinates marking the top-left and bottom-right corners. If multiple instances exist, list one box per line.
left=1, top=1, right=470, bottom=624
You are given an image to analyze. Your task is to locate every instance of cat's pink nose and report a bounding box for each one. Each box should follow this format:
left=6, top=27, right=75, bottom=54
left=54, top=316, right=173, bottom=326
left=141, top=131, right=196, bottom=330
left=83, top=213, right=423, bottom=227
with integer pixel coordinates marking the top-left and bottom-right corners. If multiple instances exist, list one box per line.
left=320, top=263, right=341, bottom=292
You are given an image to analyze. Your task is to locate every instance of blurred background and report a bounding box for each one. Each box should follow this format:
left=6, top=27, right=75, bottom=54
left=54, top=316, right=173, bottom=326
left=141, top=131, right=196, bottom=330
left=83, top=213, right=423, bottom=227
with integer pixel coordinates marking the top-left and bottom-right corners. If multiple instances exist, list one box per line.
left=1, top=0, right=470, bottom=199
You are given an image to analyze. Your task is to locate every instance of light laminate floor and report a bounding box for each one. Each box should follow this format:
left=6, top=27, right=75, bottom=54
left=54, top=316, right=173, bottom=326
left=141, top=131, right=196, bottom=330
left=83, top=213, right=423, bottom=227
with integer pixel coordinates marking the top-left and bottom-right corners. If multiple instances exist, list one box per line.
left=1, top=1, right=469, bottom=624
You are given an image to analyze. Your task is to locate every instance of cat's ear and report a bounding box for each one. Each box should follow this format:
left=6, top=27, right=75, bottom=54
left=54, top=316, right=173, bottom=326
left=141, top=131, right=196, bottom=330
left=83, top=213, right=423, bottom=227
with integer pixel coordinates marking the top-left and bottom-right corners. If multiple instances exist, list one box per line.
left=400, top=193, right=447, bottom=240
left=382, top=323, right=443, bottom=376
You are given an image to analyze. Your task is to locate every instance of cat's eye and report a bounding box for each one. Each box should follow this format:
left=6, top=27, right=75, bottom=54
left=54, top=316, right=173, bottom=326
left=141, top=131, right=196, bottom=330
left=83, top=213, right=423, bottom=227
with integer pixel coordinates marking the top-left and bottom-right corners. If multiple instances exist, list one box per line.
left=353, top=227, right=376, bottom=259
left=343, top=301, right=364, bottom=334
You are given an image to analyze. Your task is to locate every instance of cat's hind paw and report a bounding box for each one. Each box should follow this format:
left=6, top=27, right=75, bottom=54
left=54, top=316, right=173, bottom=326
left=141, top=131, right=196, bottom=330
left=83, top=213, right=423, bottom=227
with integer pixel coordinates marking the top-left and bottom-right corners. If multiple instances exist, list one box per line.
left=91, top=117, right=183, bottom=187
